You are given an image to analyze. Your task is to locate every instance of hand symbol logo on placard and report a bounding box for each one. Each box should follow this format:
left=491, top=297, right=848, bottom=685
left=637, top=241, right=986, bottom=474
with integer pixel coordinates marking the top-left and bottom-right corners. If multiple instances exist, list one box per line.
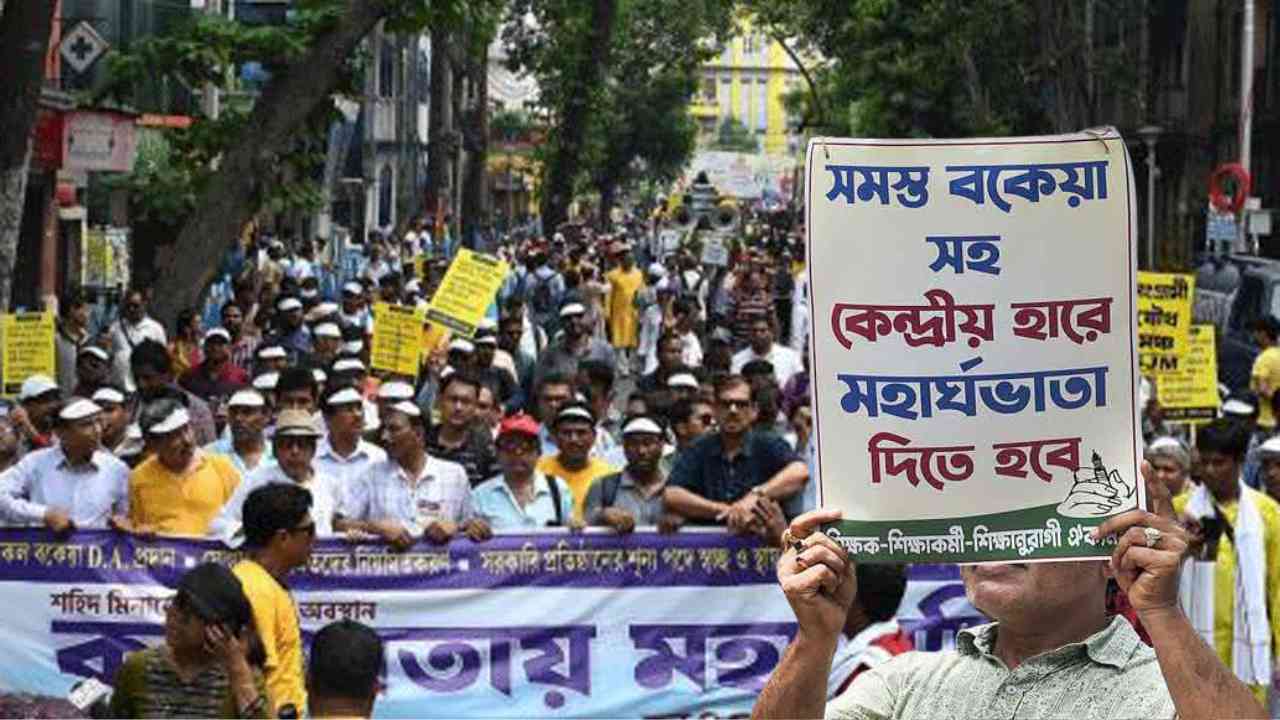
left=1055, top=451, right=1134, bottom=518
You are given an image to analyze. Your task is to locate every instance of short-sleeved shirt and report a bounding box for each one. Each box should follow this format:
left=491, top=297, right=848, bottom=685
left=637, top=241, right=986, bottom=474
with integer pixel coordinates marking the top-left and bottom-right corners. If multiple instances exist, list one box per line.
left=208, top=463, right=340, bottom=542
left=536, top=455, right=618, bottom=522
left=312, top=438, right=387, bottom=490
left=110, top=646, right=267, bottom=719
left=667, top=431, right=798, bottom=508
left=232, top=560, right=305, bottom=717
left=205, top=437, right=274, bottom=477
left=0, top=447, right=129, bottom=528
left=179, top=361, right=250, bottom=403
left=128, top=452, right=241, bottom=535
left=531, top=337, right=617, bottom=389
left=731, top=342, right=805, bottom=387
left=825, top=616, right=1174, bottom=719
left=339, top=455, right=473, bottom=532
left=471, top=472, right=574, bottom=529
left=582, top=470, right=667, bottom=526
left=425, top=426, right=499, bottom=487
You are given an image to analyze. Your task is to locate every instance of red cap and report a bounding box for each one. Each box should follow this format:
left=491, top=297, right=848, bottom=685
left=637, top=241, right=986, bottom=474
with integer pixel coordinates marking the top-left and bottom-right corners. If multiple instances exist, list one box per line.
left=497, top=413, right=540, bottom=440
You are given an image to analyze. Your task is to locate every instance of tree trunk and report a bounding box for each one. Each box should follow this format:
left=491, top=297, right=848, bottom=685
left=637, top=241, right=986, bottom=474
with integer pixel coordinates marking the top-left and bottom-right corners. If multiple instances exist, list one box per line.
left=598, top=180, right=617, bottom=230
left=539, top=0, right=618, bottom=233
left=150, top=0, right=394, bottom=329
left=425, top=29, right=453, bottom=235
left=0, top=0, right=57, bottom=312
left=461, top=38, right=489, bottom=248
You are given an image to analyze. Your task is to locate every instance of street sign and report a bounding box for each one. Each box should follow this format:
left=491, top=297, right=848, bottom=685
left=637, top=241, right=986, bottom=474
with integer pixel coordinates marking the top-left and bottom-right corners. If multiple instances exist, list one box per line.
left=700, top=236, right=728, bottom=267
left=60, top=22, right=108, bottom=75
left=1249, top=209, right=1272, bottom=236
left=1206, top=209, right=1237, bottom=254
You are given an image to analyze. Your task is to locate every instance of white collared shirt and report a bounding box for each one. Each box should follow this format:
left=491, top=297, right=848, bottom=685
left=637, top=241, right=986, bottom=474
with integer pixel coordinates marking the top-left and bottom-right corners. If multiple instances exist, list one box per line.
left=0, top=447, right=129, bottom=528
left=313, top=437, right=387, bottom=490
left=731, top=343, right=804, bottom=387
left=207, top=462, right=339, bottom=544
left=340, top=455, right=473, bottom=532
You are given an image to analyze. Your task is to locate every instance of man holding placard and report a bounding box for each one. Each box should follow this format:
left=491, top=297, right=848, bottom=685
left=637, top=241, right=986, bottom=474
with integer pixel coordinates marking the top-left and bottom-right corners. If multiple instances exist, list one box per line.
left=751, top=131, right=1268, bottom=718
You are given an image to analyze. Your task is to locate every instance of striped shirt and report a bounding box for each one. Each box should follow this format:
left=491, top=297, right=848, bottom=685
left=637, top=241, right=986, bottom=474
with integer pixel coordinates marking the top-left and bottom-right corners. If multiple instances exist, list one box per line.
left=339, top=455, right=474, bottom=533
left=109, top=646, right=266, bottom=718
left=208, top=463, right=340, bottom=542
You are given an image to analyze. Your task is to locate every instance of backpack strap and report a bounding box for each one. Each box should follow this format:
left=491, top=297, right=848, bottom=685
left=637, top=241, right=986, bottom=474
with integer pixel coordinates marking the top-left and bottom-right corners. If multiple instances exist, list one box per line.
left=545, top=474, right=564, bottom=527
left=601, top=471, right=624, bottom=509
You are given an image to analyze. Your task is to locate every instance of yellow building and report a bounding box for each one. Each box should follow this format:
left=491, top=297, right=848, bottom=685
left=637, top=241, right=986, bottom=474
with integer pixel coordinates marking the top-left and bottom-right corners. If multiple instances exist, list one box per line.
left=690, top=22, right=811, bottom=156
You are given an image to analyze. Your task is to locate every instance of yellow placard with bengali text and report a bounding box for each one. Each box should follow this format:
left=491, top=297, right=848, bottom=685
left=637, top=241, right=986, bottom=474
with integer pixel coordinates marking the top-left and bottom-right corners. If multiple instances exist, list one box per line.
left=370, top=302, right=426, bottom=378
left=1137, top=271, right=1193, bottom=373
left=425, top=249, right=510, bottom=337
left=2, top=312, right=56, bottom=397
left=1155, top=324, right=1219, bottom=423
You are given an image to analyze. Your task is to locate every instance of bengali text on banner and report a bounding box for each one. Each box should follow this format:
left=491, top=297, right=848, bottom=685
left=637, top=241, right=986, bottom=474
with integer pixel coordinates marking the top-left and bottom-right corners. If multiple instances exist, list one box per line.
left=0, top=529, right=979, bottom=718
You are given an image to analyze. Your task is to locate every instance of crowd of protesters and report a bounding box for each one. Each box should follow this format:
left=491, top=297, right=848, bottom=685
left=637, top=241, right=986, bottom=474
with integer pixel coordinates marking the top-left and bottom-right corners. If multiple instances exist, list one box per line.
left=7, top=211, right=820, bottom=548
left=6, top=206, right=1280, bottom=717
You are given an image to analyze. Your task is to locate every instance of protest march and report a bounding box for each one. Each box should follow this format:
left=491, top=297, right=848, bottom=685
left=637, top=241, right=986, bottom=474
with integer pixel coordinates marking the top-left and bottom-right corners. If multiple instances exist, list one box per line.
left=0, top=121, right=1276, bottom=720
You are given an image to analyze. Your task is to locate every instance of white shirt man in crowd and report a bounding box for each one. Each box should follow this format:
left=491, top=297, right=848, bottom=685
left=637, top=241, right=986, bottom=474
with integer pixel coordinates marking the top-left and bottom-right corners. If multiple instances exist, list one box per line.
left=210, top=409, right=340, bottom=542
left=336, top=401, right=490, bottom=550
left=206, top=389, right=274, bottom=475
left=314, top=386, right=386, bottom=489
left=0, top=398, right=130, bottom=533
left=731, top=314, right=803, bottom=389
left=111, top=287, right=167, bottom=391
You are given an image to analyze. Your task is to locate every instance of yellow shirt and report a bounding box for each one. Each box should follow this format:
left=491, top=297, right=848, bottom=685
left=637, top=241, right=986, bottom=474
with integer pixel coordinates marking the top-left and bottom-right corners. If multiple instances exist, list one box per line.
left=1250, top=346, right=1280, bottom=429
left=605, top=267, right=644, bottom=349
left=1174, top=487, right=1280, bottom=701
left=536, top=455, right=618, bottom=522
left=128, top=452, right=241, bottom=535
left=233, top=559, right=306, bottom=716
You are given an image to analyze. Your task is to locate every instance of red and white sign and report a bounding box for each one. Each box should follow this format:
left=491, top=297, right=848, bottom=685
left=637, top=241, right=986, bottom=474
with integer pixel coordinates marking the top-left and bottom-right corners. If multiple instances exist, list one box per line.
left=62, top=111, right=137, bottom=173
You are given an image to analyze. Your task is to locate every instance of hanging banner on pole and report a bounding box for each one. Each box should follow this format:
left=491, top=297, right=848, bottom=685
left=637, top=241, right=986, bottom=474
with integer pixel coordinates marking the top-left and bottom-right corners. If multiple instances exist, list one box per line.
left=425, top=249, right=509, bottom=337
left=370, top=303, right=427, bottom=378
left=807, top=130, right=1141, bottom=564
left=1156, top=324, right=1220, bottom=423
left=2, top=313, right=56, bottom=397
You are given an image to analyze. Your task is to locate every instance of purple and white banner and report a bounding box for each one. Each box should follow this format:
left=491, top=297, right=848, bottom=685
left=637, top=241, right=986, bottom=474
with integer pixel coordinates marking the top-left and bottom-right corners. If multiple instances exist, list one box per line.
left=0, top=528, right=980, bottom=718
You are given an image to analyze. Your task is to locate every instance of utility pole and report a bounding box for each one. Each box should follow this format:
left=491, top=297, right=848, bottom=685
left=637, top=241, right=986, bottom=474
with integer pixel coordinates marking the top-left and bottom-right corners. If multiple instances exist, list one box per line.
left=1138, top=126, right=1161, bottom=269
left=201, top=0, right=221, bottom=121
left=1240, top=0, right=1256, bottom=252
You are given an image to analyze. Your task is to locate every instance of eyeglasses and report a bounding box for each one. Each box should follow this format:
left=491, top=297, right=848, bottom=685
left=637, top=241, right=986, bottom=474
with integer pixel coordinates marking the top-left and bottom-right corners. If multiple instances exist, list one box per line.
left=718, top=399, right=751, bottom=411
left=697, top=413, right=715, bottom=424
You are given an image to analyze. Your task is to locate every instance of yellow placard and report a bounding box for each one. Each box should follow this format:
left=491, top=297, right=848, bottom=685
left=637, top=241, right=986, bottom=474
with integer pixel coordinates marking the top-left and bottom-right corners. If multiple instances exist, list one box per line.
left=425, top=249, right=510, bottom=337
left=2, top=312, right=56, bottom=397
left=84, top=229, right=111, bottom=286
left=1155, top=324, right=1220, bottom=423
left=1137, top=271, right=1193, bottom=372
left=370, top=302, right=427, bottom=378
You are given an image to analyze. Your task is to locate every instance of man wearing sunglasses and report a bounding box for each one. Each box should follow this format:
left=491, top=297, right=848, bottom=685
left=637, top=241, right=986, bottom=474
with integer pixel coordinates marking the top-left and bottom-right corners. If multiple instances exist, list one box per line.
left=663, top=375, right=808, bottom=538
left=233, top=483, right=316, bottom=717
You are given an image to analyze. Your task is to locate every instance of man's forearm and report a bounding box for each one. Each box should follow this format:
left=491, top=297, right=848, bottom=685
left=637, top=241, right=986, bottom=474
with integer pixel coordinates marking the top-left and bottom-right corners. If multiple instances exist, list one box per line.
left=752, top=630, right=837, bottom=720
left=1140, top=607, right=1267, bottom=720
left=662, top=486, right=729, bottom=520
left=759, top=462, right=809, bottom=501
